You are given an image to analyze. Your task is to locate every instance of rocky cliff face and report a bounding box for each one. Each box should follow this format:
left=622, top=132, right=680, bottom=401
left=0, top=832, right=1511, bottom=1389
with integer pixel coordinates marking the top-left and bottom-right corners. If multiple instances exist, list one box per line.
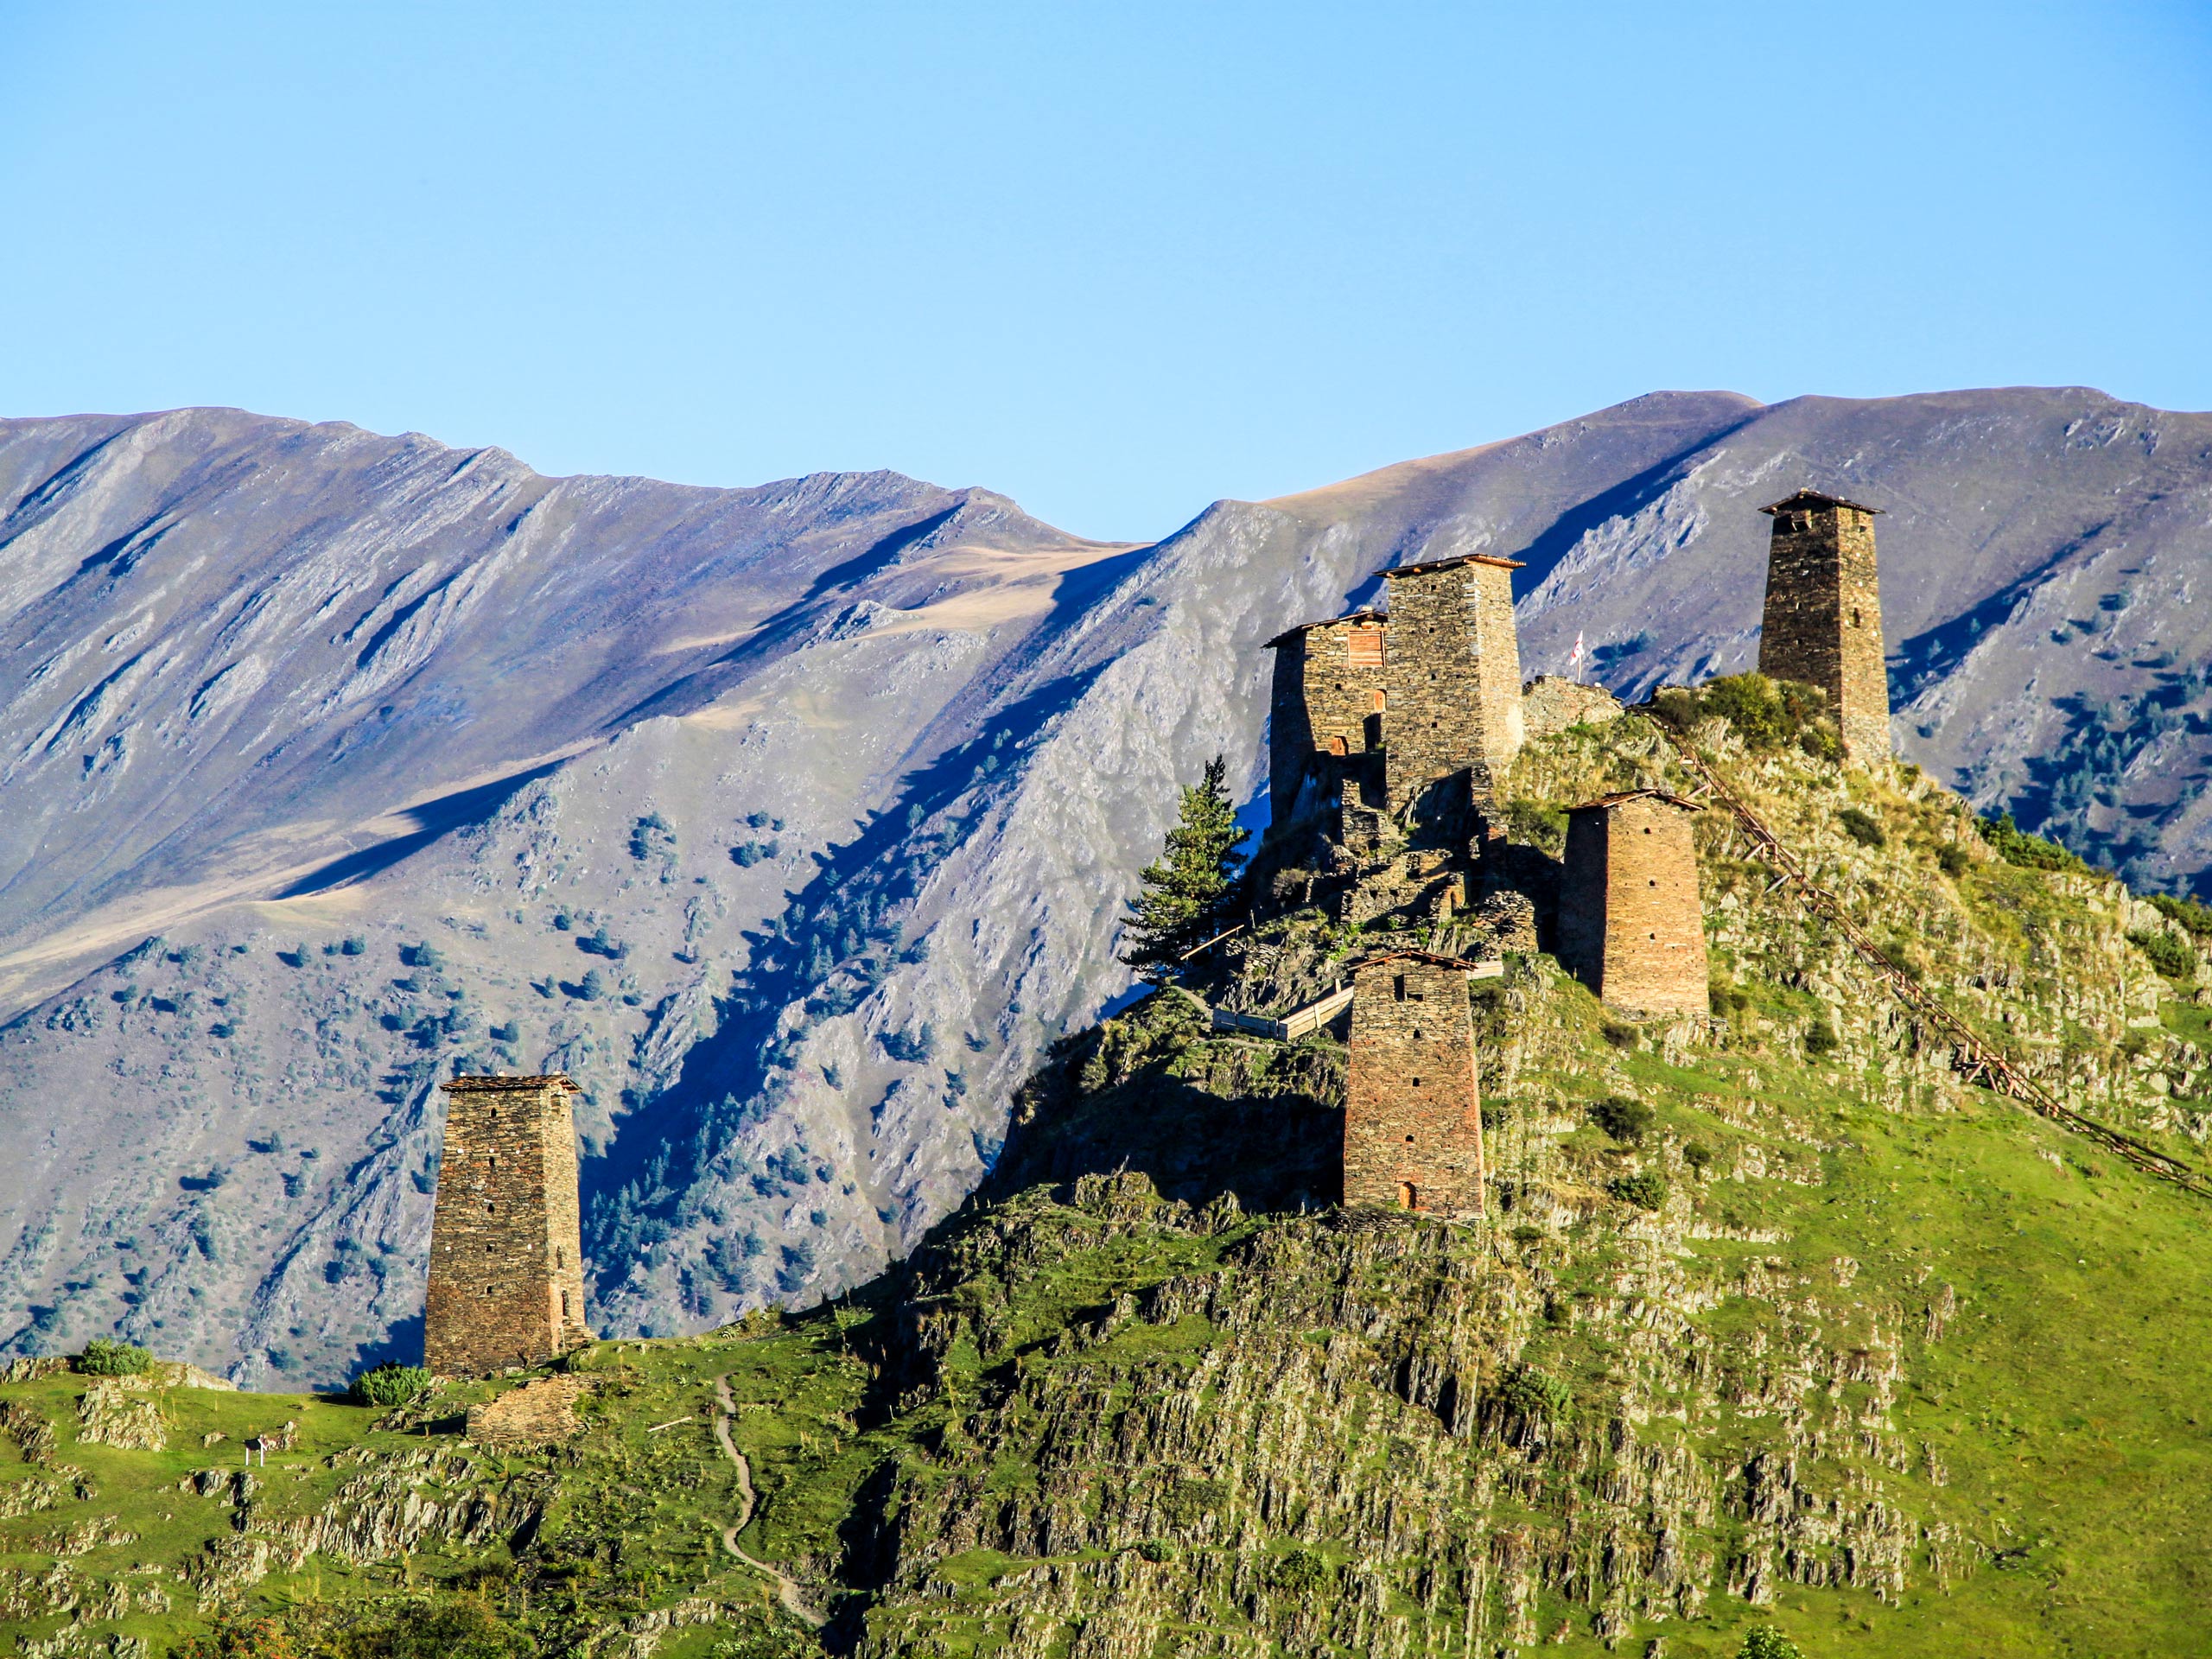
left=2, top=389, right=2209, bottom=1384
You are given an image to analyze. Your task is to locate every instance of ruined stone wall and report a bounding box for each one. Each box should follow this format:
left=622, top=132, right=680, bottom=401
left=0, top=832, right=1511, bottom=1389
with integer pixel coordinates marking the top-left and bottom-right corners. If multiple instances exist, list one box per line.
left=1557, top=795, right=1709, bottom=1015
left=1267, top=616, right=1387, bottom=823
left=1344, top=956, right=1484, bottom=1217
left=1382, top=559, right=1523, bottom=822
left=1522, top=675, right=1622, bottom=741
left=1758, top=501, right=1890, bottom=761
left=425, top=1076, right=591, bottom=1377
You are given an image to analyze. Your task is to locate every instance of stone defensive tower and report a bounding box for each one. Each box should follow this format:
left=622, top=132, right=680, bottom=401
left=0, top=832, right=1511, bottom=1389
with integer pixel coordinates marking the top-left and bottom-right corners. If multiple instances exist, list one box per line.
left=1379, top=554, right=1524, bottom=823
left=1757, top=490, right=1890, bottom=762
left=425, top=1074, right=591, bottom=1377
left=1344, top=951, right=1485, bottom=1217
left=1264, top=609, right=1388, bottom=822
left=1556, top=791, right=1708, bottom=1016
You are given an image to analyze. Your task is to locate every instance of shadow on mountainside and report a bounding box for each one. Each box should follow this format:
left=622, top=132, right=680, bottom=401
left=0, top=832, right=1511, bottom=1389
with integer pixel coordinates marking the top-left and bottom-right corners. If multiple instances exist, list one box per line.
left=976, top=990, right=1344, bottom=1216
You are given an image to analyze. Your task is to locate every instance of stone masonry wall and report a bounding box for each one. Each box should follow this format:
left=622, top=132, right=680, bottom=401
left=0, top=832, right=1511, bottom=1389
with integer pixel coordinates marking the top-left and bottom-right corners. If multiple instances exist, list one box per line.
left=1522, top=675, right=1623, bottom=741
left=1382, top=558, right=1524, bottom=822
left=1758, top=499, right=1890, bottom=762
left=1557, top=794, right=1709, bottom=1015
left=425, top=1075, right=592, bottom=1377
left=1267, top=614, right=1387, bottom=825
left=1344, top=954, right=1484, bottom=1217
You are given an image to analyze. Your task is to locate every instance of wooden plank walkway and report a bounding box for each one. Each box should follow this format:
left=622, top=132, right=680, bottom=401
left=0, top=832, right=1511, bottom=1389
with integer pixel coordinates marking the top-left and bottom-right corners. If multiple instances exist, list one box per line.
left=1209, top=961, right=1501, bottom=1042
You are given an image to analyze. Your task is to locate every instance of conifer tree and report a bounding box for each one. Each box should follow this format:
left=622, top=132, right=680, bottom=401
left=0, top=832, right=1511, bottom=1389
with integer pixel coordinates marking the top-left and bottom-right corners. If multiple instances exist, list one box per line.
left=1120, top=756, right=1250, bottom=984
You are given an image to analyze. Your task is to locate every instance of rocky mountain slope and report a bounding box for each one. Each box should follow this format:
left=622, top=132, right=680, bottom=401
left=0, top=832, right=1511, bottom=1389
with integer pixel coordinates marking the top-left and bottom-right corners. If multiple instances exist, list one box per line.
left=0, top=707, right=2206, bottom=1659
left=2, top=388, right=2209, bottom=1383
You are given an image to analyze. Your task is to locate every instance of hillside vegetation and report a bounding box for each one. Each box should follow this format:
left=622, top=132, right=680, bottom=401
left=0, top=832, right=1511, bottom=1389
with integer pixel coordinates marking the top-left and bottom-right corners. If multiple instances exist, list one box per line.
left=4, top=709, right=2210, bottom=1657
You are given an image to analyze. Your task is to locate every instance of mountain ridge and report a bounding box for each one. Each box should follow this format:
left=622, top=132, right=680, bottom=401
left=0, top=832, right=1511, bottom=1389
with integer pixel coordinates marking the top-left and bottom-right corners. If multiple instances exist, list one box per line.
left=3, top=386, right=2212, bottom=1387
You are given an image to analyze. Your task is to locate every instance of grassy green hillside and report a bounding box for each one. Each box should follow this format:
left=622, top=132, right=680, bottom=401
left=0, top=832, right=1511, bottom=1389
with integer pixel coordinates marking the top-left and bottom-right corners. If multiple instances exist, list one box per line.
left=5, top=706, right=2210, bottom=1658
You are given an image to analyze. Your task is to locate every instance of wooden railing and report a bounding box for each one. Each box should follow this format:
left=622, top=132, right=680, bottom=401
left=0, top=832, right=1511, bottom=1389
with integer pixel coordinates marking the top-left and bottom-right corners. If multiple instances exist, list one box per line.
left=1650, top=718, right=2212, bottom=1201
left=1209, top=961, right=1502, bottom=1042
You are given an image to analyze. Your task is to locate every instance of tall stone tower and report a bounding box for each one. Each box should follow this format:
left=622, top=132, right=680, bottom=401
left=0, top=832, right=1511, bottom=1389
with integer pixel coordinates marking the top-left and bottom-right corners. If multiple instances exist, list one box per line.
left=1379, top=554, right=1525, bottom=823
left=1556, top=791, right=1708, bottom=1016
left=1344, top=951, right=1485, bottom=1217
left=425, top=1073, right=591, bottom=1376
left=1757, top=490, right=1890, bottom=762
left=1263, top=609, right=1388, bottom=823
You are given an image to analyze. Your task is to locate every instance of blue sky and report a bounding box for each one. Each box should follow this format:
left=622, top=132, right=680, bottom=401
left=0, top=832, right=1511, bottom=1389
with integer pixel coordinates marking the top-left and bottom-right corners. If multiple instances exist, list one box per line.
left=2, top=2, right=2206, bottom=540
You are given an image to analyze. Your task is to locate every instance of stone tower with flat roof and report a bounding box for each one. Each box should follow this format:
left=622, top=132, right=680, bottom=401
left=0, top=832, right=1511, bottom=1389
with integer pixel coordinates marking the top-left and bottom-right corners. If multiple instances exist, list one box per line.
left=1380, top=554, right=1524, bottom=823
left=425, top=1073, right=591, bottom=1377
left=1344, top=951, right=1485, bottom=1217
left=1557, top=791, right=1709, bottom=1016
left=1757, top=490, right=1891, bottom=762
left=1264, top=609, right=1388, bottom=823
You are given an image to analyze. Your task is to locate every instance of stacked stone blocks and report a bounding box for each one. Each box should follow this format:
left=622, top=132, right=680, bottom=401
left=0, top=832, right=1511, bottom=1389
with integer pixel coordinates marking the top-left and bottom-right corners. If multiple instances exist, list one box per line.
left=1380, top=556, right=1525, bottom=821
left=425, top=1074, right=592, bottom=1377
left=1758, top=490, right=1891, bottom=762
left=1264, top=610, right=1388, bottom=824
left=1344, top=952, right=1485, bottom=1217
left=1557, top=791, right=1710, bottom=1016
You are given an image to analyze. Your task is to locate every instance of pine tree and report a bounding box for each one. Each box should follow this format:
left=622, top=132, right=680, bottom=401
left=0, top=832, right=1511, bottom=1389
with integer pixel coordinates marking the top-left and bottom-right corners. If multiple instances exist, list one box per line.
left=1120, top=756, right=1250, bottom=984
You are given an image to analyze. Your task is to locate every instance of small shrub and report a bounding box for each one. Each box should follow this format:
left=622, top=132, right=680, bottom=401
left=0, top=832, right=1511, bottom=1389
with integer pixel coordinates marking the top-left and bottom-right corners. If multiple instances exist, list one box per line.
left=172, top=1615, right=301, bottom=1659
left=1682, top=1141, right=1713, bottom=1174
left=76, top=1338, right=154, bottom=1376
left=339, top=937, right=366, bottom=957
left=1739, top=1630, right=1803, bottom=1659
left=1646, top=686, right=1700, bottom=732
left=1135, top=1539, right=1175, bottom=1564
left=1269, top=1548, right=1331, bottom=1594
left=340, top=1595, right=531, bottom=1659
left=2127, top=929, right=2198, bottom=981
left=1837, top=806, right=1885, bottom=848
left=1608, top=1170, right=1669, bottom=1209
left=1600, top=1020, right=1639, bottom=1051
left=1161, top=1476, right=1229, bottom=1527
left=1590, top=1096, right=1652, bottom=1143
left=1509, top=1224, right=1546, bottom=1246
left=575, top=969, right=606, bottom=1002
left=1491, top=1364, right=1573, bottom=1422
left=1709, top=977, right=1750, bottom=1016
left=1804, top=1015, right=1840, bottom=1057
left=1936, top=842, right=1970, bottom=877
left=1503, top=798, right=1568, bottom=855
left=1798, top=723, right=1844, bottom=763
left=629, top=813, right=674, bottom=860
left=1976, top=811, right=2089, bottom=874
left=1479, top=1097, right=1513, bottom=1130
left=1649, top=673, right=1842, bottom=759
left=349, top=1363, right=433, bottom=1408
left=489, top=1021, right=519, bottom=1045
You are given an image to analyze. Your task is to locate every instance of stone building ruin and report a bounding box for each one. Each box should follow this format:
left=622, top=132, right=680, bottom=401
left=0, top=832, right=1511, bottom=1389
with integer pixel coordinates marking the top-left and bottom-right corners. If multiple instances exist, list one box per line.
left=1758, top=490, right=1891, bottom=762
left=1344, top=951, right=1487, bottom=1217
left=1557, top=791, right=1709, bottom=1016
left=1263, top=609, right=1387, bottom=826
left=1264, top=555, right=1526, bottom=838
left=425, top=1073, right=592, bottom=1377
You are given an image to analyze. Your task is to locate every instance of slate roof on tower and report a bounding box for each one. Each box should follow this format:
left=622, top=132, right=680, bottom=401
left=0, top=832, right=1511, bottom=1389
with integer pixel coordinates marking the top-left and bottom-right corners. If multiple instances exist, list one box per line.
left=1375, top=552, right=1527, bottom=578
left=1571, top=789, right=1701, bottom=813
left=1758, top=489, right=1884, bottom=516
